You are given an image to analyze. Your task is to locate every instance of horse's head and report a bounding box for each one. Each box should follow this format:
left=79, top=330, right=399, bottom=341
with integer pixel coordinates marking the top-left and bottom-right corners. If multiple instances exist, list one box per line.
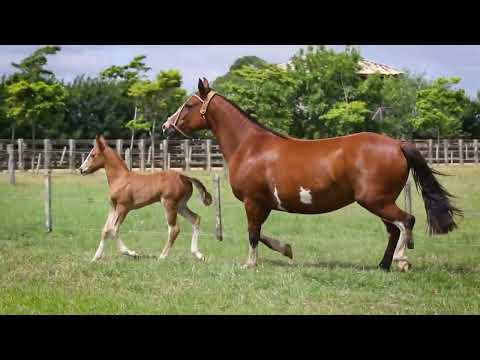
left=79, top=135, right=108, bottom=175
left=162, top=77, right=215, bottom=138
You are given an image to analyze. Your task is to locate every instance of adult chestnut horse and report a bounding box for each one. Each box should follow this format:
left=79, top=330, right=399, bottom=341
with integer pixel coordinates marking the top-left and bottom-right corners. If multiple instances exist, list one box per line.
left=162, top=78, right=462, bottom=271
left=79, top=135, right=212, bottom=262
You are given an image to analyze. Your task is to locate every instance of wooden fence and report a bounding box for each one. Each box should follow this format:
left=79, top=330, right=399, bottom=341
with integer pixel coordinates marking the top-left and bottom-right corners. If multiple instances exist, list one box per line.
left=0, top=138, right=479, bottom=171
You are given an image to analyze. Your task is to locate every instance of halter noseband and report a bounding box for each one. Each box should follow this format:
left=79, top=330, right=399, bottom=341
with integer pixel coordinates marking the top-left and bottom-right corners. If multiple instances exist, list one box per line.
left=169, top=91, right=217, bottom=138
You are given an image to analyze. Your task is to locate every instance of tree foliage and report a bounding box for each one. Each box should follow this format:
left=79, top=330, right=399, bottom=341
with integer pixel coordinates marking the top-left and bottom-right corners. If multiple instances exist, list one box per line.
left=411, top=77, right=467, bottom=138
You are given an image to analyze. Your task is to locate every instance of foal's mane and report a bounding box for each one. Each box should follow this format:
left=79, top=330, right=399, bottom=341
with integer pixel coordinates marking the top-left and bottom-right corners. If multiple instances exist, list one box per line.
left=217, top=94, right=290, bottom=139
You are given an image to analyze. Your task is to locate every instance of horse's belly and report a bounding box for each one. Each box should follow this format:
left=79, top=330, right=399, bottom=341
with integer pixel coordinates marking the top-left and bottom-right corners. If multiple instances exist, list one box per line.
left=272, top=184, right=355, bottom=214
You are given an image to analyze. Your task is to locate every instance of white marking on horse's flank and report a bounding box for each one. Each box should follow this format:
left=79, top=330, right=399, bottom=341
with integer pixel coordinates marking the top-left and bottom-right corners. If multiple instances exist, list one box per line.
left=273, top=186, right=286, bottom=211
left=299, top=187, right=312, bottom=204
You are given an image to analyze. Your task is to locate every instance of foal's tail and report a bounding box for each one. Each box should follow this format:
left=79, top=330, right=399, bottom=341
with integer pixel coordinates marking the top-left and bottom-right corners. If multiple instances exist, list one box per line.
left=400, top=142, right=462, bottom=235
left=183, top=176, right=213, bottom=206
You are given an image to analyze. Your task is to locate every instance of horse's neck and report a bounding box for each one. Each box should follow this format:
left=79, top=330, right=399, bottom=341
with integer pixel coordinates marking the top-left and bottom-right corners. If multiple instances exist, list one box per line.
left=207, top=97, right=257, bottom=162
left=104, top=148, right=129, bottom=186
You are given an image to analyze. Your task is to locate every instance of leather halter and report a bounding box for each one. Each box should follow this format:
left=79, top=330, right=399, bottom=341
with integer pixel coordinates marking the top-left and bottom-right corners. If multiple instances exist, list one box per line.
left=169, top=91, right=217, bottom=138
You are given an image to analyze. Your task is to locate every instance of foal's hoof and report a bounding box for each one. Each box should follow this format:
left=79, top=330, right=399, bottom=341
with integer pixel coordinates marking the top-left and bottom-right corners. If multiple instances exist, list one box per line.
left=284, top=244, right=293, bottom=260
left=241, top=263, right=257, bottom=269
left=192, top=252, right=205, bottom=261
left=398, top=261, right=412, bottom=272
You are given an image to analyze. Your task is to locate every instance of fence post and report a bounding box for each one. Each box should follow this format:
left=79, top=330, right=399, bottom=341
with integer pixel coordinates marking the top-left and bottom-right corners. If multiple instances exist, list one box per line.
left=427, top=139, right=433, bottom=164
left=167, top=153, right=171, bottom=170
left=184, top=139, right=190, bottom=171
left=435, top=143, right=439, bottom=164
left=17, top=138, right=24, bottom=170
left=213, top=173, right=223, bottom=241
left=44, top=139, right=51, bottom=173
left=223, top=156, right=229, bottom=180
left=206, top=139, right=212, bottom=171
left=163, top=140, right=168, bottom=170
left=35, top=153, right=42, bottom=175
left=69, top=139, right=76, bottom=173
left=459, top=139, right=463, bottom=165
left=44, top=139, right=52, bottom=232
left=404, top=180, right=413, bottom=249
left=116, top=139, right=123, bottom=157
left=139, top=139, right=145, bottom=171
left=59, top=146, right=67, bottom=167
left=451, top=151, right=454, bottom=164
left=443, top=139, right=448, bottom=164
left=465, top=144, right=469, bottom=162
left=474, top=139, right=479, bottom=164
left=125, top=148, right=132, bottom=171
left=147, top=145, right=152, bottom=165
left=7, top=144, right=15, bottom=185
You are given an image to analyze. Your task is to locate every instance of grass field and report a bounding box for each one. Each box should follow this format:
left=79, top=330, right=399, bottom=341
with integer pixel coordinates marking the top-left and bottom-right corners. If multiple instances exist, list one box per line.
left=1, top=166, right=479, bottom=314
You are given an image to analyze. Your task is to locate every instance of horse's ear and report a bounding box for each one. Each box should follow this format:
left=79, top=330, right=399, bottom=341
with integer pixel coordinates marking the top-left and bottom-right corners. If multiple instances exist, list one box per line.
left=202, top=77, right=210, bottom=89
left=96, top=135, right=105, bottom=152
left=198, top=78, right=205, bottom=94
left=198, top=77, right=210, bottom=97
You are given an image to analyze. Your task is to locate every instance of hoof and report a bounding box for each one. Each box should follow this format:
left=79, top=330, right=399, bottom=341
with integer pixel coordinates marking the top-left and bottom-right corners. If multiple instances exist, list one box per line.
left=284, top=244, right=293, bottom=260
left=192, top=252, right=205, bottom=261
left=378, top=263, right=391, bottom=272
left=398, top=261, right=412, bottom=272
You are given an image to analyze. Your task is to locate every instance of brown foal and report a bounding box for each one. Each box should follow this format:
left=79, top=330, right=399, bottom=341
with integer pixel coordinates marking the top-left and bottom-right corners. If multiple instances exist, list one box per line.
left=79, top=135, right=212, bottom=262
left=162, top=78, right=462, bottom=271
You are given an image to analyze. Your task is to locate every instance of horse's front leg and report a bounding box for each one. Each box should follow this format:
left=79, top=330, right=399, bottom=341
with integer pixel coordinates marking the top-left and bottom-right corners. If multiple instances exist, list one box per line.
left=91, top=207, right=115, bottom=262
left=242, top=199, right=270, bottom=269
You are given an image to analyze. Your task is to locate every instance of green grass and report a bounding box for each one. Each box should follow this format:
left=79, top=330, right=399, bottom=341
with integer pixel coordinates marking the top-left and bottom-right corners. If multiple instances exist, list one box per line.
left=1, top=166, right=480, bottom=314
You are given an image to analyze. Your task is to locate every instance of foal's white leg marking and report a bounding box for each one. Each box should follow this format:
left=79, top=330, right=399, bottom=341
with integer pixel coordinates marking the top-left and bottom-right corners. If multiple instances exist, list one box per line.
left=92, top=209, right=114, bottom=262
left=178, top=205, right=204, bottom=260
left=159, top=224, right=177, bottom=259
left=190, top=222, right=204, bottom=260
left=299, top=187, right=312, bottom=204
left=273, top=185, right=286, bottom=211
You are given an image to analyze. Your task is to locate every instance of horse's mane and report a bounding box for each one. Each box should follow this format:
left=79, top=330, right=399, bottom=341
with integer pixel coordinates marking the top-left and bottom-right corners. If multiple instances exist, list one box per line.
left=217, top=94, right=290, bottom=139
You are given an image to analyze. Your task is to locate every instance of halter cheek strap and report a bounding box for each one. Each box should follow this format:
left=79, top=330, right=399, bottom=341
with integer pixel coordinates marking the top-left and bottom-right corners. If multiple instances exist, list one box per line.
left=170, top=91, right=217, bottom=137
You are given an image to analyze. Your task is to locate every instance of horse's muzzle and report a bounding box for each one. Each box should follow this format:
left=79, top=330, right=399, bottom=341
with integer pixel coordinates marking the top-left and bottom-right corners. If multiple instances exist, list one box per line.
left=163, top=126, right=176, bottom=139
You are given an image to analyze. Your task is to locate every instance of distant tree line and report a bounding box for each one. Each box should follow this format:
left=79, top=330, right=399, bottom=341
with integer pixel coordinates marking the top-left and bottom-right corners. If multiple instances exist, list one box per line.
left=1, top=45, right=479, bottom=145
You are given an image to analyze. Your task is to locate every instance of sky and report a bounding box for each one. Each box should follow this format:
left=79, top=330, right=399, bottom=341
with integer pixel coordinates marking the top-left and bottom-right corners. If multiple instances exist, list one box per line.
left=1, top=45, right=479, bottom=98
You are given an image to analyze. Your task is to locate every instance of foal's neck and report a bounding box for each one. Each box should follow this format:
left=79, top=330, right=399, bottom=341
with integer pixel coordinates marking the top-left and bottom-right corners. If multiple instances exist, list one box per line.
left=206, top=96, right=259, bottom=162
left=103, top=147, right=129, bottom=186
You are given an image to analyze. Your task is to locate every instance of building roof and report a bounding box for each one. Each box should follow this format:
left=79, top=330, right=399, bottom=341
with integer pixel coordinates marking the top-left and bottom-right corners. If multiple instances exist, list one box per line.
left=277, top=58, right=404, bottom=76
left=357, top=59, right=403, bottom=75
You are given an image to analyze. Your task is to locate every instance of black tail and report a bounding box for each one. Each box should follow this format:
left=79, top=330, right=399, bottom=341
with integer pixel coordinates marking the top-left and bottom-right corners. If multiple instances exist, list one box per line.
left=401, top=142, right=462, bottom=235
left=183, top=175, right=213, bottom=206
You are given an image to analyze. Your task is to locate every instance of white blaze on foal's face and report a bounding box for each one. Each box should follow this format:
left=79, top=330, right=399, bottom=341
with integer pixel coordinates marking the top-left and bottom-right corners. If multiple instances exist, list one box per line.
left=299, top=187, right=312, bottom=204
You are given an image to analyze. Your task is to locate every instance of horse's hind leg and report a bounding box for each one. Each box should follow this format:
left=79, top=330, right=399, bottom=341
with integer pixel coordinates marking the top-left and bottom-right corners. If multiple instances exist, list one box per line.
left=379, top=220, right=400, bottom=271
left=178, top=204, right=205, bottom=261
left=159, top=199, right=180, bottom=259
left=358, top=201, right=415, bottom=272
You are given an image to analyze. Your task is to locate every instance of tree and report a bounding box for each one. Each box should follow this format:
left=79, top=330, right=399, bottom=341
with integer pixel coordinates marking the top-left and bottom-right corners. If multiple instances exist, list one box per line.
left=213, top=55, right=268, bottom=91
left=62, top=76, right=135, bottom=139
left=320, top=101, right=370, bottom=136
left=288, top=45, right=362, bottom=138
left=127, top=69, right=186, bottom=167
left=215, top=64, right=295, bottom=134
left=461, top=92, right=480, bottom=138
left=411, top=77, right=467, bottom=138
left=5, top=46, right=66, bottom=166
